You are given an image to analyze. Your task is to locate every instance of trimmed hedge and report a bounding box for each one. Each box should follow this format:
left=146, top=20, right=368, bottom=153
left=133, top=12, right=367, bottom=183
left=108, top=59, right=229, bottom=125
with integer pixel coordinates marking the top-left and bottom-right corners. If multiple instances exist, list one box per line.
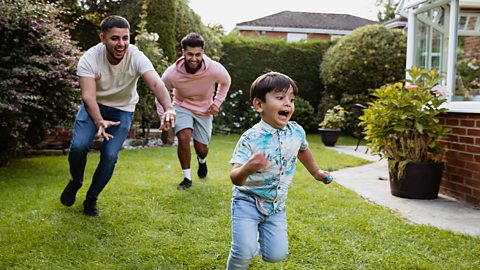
left=216, top=36, right=330, bottom=133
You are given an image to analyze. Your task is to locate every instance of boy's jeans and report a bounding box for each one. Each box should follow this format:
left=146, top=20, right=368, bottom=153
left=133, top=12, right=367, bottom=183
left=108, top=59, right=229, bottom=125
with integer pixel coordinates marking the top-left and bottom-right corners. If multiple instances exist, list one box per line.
left=227, top=197, right=288, bottom=270
left=68, top=104, right=133, bottom=200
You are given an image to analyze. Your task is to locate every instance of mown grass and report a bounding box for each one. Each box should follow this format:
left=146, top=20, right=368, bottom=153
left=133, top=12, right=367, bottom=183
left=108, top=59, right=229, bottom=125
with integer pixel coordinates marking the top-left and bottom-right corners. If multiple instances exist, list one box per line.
left=0, top=134, right=478, bottom=269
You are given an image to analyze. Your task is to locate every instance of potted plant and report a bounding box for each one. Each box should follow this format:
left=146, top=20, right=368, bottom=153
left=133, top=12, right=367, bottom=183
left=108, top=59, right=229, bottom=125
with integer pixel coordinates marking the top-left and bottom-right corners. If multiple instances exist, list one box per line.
left=359, top=66, right=450, bottom=199
left=318, top=105, right=347, bottom=146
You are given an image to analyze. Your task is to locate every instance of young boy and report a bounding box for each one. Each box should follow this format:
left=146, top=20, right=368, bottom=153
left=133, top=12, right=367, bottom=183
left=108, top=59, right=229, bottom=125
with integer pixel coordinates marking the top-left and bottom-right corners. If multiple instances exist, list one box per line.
left=226, top=71, right=331, bottom=269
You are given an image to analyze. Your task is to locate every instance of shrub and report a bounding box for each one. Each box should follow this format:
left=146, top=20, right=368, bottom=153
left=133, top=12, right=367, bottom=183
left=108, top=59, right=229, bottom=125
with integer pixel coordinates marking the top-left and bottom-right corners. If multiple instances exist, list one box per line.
left=291, top=97, right=318, bottom=133
left=0, top=0, right=81, bottom=165
left=319, top=105, right=348, bottom=129
left=359, top=67, right=450, bottom=178
left=320, top=24, right=406, bottom=97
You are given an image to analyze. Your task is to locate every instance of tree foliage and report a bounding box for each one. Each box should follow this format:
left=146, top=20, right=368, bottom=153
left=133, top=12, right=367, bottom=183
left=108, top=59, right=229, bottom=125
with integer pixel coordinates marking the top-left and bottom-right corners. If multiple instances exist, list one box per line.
left=0, top=0, right=82, bottom=165
left=146, top=0, right=177, bottom=61
left=134, top=0, right=170, bottom=137
left=174, top=0, right=223, bottom=60
left=376, top=0, right=400, bottom=22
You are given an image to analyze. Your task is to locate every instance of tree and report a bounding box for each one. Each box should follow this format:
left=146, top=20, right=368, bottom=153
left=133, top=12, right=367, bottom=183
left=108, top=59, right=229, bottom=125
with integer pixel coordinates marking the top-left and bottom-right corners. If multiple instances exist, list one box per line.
left=134, top=0, right=170, bottom=143
left=0, top=0, right=82, bottom=165
left=376, top=0, right=400, bottom=22
left=175, top=0, right=223, bottom=60
left=146, top=0, right=177, bottom=61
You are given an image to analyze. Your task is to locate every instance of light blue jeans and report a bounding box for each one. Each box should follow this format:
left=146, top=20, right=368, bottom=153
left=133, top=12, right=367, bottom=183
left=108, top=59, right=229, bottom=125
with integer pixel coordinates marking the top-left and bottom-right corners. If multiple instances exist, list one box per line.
left=226, top=197, right=289, bottom=270
left=68, top=104, right=133, bottom=200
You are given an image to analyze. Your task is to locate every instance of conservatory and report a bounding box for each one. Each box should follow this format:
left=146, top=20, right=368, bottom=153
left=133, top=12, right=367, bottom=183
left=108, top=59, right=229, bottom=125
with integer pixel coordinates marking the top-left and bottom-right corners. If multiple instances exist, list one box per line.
left=397, top=0, right=480, bottom=112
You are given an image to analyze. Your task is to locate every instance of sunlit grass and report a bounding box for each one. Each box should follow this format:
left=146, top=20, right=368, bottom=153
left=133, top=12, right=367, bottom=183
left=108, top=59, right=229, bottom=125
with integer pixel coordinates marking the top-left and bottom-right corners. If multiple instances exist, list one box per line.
left=0, top=134, right=478, bottom=269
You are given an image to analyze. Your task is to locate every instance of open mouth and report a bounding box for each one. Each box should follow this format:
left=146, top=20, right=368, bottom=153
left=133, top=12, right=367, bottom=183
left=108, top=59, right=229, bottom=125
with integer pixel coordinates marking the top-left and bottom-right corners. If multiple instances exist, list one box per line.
left=114, top=48, right=125, bottom=57
left=278, top=110, right=290, bottom=120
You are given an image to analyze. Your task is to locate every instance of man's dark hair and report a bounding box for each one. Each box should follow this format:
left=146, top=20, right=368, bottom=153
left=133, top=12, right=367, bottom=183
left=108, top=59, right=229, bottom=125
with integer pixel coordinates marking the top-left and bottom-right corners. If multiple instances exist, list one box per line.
left=100, top=15, right=130, bottom=33
left=181, top=33, right=205, bottom=49
left=250, top=72, right=298, bottom=102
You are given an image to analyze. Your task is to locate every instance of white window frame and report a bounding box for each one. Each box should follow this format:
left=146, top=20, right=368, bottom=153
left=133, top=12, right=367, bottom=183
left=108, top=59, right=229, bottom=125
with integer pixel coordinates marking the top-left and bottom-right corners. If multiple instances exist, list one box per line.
left=287, top=33, right=307, bottom=42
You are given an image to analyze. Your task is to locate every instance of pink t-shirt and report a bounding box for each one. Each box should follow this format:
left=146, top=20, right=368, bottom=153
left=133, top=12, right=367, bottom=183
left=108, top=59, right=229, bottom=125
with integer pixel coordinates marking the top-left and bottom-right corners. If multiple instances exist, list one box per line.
left=156, top=55, right=231, bottom=117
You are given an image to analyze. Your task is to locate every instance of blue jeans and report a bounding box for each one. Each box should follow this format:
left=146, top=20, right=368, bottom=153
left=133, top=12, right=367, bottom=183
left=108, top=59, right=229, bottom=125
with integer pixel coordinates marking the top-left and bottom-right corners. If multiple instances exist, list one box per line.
left=68, top=104, right=133, bottom=200
left=226, top=197, right=288, bottom=270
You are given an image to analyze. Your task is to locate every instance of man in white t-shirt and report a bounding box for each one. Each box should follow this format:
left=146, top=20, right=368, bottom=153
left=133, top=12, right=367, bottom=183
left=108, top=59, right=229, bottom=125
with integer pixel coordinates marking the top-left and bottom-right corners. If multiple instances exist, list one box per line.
left=60, top=15, right=175, bottom=216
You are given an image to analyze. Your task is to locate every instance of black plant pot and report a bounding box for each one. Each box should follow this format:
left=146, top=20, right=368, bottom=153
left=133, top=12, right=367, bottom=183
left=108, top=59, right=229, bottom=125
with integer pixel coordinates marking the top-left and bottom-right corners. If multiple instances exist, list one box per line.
left=389, top=161, right=444, bottom=199
left=318, top=128, right=341, bottom=147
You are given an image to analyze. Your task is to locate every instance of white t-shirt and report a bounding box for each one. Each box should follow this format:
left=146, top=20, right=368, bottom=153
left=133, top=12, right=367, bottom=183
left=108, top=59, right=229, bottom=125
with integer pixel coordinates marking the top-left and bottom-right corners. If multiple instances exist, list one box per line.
left=77, top=43, right=154, bottom=112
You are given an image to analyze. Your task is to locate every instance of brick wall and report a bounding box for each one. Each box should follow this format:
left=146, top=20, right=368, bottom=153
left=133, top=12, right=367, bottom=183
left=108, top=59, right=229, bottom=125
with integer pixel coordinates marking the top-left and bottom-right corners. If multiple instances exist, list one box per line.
left=239, top=30, right=331, bottom=41
left=439, top=112, right=480, bottom=207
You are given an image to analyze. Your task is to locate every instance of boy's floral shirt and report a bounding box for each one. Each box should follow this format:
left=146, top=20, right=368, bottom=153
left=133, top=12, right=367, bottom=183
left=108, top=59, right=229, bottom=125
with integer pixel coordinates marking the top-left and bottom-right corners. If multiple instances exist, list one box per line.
left=230, top=120, right=308, bottom=215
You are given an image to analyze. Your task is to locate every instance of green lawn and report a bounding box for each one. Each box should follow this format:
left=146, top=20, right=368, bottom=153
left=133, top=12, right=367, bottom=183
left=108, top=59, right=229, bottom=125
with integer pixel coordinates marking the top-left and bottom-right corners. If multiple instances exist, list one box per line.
left=0, top=134, right=478, bottom=269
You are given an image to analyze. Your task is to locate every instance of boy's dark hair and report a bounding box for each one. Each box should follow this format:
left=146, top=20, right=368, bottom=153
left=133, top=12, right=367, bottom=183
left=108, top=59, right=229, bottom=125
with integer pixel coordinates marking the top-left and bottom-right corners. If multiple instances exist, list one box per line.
left=181, top=33, right=205, bottom=49
left=100, top=15, right=130, bottom=33
left=250, top=71, right=298, bottom=102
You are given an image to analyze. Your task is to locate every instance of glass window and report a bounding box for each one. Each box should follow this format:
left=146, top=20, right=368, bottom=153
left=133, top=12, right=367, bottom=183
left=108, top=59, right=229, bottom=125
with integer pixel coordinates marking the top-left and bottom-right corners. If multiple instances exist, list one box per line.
left=454, top=35, right=480, bottom=101
left=287, top=33, right=307, bottom=42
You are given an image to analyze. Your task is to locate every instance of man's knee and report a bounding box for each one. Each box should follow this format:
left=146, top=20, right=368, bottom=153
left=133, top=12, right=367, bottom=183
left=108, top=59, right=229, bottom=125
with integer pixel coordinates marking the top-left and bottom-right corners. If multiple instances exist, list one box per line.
left=177, top=129, right=192, bottom=143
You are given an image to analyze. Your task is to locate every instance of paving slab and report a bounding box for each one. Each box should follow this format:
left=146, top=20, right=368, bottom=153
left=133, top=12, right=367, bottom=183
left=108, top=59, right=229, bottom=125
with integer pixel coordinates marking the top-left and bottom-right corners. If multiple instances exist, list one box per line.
left=328, top=145, right=480, bottom=237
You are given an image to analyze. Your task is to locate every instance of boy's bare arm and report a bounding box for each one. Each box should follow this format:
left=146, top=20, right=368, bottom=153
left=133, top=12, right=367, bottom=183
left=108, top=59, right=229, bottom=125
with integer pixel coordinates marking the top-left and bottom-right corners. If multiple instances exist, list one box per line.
left=230, top=153, right=269, bottom=186
left=297, top=148, right=331, bottom=183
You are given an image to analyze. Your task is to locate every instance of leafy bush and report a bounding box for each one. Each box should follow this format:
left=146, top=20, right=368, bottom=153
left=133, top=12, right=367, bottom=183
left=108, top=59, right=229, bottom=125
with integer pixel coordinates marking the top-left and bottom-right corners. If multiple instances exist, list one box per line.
left=319, top=105, right=348, bottom=129
left=359, top=67, right=450, bottom=178
left=291, top=97, right=318, bottom=133
left=321, top=24, right=406, bottom=97
left=213, top=89, right=259, bottom=134
left=0, top=0, right=81, bottom=165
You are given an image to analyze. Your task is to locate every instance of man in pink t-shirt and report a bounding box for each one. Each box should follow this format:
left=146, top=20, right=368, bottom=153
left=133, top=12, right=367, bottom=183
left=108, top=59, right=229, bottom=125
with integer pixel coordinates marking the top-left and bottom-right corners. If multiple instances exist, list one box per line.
left=156, top=33, right=231, bottom=190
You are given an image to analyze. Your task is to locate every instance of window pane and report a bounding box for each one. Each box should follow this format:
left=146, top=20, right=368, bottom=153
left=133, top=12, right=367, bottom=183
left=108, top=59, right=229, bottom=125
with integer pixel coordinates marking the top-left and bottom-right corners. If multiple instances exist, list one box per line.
left=455, top=36, right=480, bottom=101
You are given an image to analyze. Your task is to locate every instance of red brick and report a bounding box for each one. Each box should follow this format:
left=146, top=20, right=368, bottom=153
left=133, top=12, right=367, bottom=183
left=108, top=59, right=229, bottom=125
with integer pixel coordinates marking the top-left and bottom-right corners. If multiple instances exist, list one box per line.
left=467, top=144, right=480, bottom=154
left=456, top=153, right=474, bottom=161
left=451, top=143, right=466, bottom=152
left=465, top=178, right=480, bottom=187
left=451, top=127, right=466, bottom=135
left=467, top=129, right=480, bottom=136
left=456, top=168, right=474, bottom=178
left=447, top=113, right=467, bottom=119
left=464, top=161, right=480, bottom=171
left=446, top=119, right=459, bottom=126
left=467, top=114, right=480, bottom=119
left=459, top=136, right=475, bottom=144
left=460, top=120, right=475, bottom=127
left=448, top=158, right=466, bottom=168
left=446, top=134, right=459, bottom=142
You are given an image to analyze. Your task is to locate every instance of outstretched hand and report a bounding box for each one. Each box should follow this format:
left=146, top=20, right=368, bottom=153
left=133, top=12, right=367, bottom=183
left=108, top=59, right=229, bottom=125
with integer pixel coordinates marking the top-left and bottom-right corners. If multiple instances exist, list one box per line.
left=314, top=169, right=332, bottom=184
left=160, top=108, right=176, bottom=131
left=95, top=120, right=120, bottom=140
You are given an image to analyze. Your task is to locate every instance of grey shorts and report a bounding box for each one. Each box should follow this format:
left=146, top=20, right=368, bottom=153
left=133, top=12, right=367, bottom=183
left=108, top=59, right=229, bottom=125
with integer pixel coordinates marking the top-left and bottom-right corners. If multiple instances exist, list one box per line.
left=174, top=105, right=212, bottom=145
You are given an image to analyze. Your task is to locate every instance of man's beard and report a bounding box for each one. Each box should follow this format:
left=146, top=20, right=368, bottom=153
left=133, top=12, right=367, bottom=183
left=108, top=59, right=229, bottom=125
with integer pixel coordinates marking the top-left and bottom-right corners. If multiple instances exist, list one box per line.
left=185, top=61, right=202, bottom=74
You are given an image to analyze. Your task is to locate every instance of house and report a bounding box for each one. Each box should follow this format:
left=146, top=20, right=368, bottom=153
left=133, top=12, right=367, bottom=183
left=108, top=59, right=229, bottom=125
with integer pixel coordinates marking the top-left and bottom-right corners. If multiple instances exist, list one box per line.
left=397, top=0, right=480, bottom=207
left=235, top=11, right=376, bottom=42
